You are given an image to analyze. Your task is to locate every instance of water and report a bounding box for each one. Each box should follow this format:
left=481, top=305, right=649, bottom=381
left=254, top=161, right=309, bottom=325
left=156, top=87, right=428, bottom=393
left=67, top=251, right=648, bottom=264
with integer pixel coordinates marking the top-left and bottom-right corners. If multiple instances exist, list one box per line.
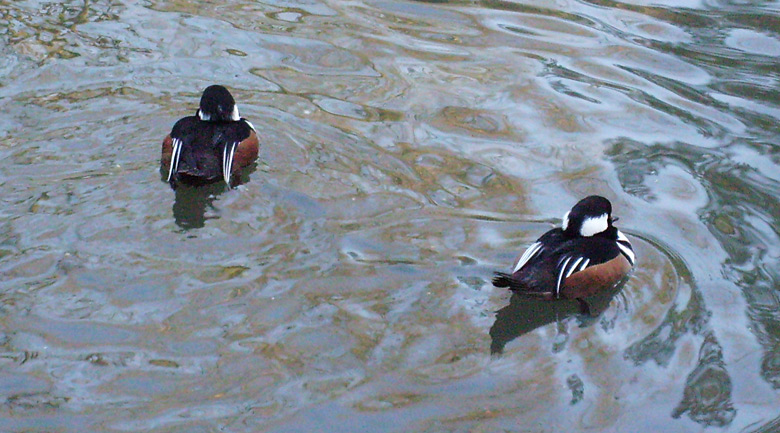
left=1, top=0, right=778, bottom=431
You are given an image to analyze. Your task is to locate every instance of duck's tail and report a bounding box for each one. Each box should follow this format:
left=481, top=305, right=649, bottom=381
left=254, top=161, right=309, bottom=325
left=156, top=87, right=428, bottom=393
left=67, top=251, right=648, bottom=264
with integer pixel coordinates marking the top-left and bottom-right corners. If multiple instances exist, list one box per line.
left=492, top=272, right=550, bottom=298
left=492, top=272, right=524, bottom=291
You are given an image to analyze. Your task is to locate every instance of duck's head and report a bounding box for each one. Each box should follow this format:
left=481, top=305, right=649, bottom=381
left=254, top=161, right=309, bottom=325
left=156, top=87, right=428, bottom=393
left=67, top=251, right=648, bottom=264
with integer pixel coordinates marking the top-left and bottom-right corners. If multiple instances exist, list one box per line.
left=197, top=85, right=240, bottom=122
left=561, top=195, right=616, bottom=238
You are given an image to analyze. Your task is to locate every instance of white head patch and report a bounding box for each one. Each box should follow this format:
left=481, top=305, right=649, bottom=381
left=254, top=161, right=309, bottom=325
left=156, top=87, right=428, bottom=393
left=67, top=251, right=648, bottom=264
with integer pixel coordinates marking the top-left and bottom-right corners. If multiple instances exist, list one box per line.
left=231, top=104, right=240, bottom=121
left=198, top=109, right=211, bottom=121
left=579, top=213, right=609, bottom=237
left=561, top=211, right=570, bottom=231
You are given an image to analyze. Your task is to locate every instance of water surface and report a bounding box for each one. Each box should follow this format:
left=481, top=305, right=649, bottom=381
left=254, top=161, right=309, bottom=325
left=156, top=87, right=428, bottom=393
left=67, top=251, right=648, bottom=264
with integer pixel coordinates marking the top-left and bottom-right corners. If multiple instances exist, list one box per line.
left=1, top=0, right=779, bottom=431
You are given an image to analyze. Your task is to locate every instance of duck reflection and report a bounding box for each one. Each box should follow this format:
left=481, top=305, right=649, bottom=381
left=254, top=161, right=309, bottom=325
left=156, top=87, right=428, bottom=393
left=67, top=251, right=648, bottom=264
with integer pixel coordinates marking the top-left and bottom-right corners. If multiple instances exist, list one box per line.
left=490, top=283, right=623, bottom=355
left=170, top=182, right=222, bottom=229
left=166, top=166, right=255, bottom=230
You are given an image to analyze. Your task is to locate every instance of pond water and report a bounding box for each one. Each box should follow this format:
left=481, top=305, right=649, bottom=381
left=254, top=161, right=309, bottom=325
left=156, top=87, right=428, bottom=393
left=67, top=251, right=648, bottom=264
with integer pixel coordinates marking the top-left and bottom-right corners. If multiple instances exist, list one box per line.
left=1, top=0, right=779, bottom=431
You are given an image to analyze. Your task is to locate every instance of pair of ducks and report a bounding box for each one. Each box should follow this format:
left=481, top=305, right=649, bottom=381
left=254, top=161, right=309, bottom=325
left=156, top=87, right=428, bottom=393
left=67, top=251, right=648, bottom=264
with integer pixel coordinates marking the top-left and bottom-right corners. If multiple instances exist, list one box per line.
left=161, top=85, right=636, bottom=310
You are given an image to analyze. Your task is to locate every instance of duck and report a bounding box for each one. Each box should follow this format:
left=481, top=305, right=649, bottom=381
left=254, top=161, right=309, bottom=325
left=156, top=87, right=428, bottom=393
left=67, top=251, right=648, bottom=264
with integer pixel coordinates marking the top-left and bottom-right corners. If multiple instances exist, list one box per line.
left=161, top=85, right=259, bottom=189
left=492, top=195, right=635, bottom=312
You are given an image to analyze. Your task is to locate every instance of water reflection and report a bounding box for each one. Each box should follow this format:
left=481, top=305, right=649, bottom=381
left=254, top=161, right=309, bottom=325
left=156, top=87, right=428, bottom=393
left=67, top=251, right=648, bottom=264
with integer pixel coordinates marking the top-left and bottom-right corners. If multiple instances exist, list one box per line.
left=490, top=282, right=625, bottom=354
left=748, top=289, right=780, bottom=391
left=673, top=333, right=736, bottom=427
left=490, top=295, right=578, bottom=354
left=161, top=165, right=257, bottom=229
left=751, top=414, right=780, bottom=433
left=170, top=183, right=223, bottom=229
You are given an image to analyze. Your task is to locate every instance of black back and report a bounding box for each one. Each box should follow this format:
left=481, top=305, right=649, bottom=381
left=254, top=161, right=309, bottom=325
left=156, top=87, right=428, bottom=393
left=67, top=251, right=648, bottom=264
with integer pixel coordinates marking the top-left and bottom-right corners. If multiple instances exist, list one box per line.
left=524, top=231, right=621, bottom=289
left=495, top=227, right=622, bottom=294
left=169, top=116, right=253, bottom=181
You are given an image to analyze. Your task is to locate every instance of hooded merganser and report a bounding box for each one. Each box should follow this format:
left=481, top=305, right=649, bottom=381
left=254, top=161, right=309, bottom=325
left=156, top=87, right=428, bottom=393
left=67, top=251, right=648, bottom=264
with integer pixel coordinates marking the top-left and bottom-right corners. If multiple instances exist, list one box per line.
left=161, top=85, right=259, bottom=189
left=492, top=195, right=636, bottom=304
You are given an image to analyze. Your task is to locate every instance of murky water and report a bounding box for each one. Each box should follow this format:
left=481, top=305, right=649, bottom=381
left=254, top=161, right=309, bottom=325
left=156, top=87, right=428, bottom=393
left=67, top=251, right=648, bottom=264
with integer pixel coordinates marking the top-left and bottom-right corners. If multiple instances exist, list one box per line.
left=1, top=0, right=778, bottom=431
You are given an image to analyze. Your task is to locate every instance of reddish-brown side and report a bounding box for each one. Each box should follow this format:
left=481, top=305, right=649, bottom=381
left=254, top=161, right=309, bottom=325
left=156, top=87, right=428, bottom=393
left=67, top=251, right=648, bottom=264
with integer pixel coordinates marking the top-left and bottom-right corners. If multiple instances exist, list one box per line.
left=231, top=129, right=259, bottom=176
left=160, top=134, right=173, bottom=171
left=560, top=254, right=633, bottom=299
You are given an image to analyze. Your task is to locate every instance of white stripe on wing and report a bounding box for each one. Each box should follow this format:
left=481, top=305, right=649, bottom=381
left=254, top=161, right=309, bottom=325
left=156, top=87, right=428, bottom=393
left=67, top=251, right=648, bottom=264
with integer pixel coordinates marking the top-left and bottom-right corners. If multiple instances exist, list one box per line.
left=513, top=242, right=543, bottom=273
left=167, top=138, right=182, bottom=182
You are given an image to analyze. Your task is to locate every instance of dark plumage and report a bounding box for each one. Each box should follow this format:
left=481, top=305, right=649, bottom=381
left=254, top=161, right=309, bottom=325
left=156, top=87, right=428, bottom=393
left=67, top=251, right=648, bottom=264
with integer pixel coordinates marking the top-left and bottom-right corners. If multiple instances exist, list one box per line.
left=161, top=85, right=259, bottom=189
left=493, top=195, right=635, bottom=303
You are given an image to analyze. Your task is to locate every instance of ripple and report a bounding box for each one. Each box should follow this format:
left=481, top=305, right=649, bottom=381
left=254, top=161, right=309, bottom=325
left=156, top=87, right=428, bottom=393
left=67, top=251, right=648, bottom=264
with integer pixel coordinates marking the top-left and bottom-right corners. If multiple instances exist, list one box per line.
left=0, top=0, right=778, bottom=430
left=725, top=28, right=780, bottom=57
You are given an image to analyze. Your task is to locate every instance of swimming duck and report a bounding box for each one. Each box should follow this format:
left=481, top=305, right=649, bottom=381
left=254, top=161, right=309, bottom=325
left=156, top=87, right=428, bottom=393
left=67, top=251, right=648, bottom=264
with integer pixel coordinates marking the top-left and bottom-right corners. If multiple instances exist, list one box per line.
left=493, top=195, right=635, bottom=310
left=161, top=85, right=259, bottom=189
